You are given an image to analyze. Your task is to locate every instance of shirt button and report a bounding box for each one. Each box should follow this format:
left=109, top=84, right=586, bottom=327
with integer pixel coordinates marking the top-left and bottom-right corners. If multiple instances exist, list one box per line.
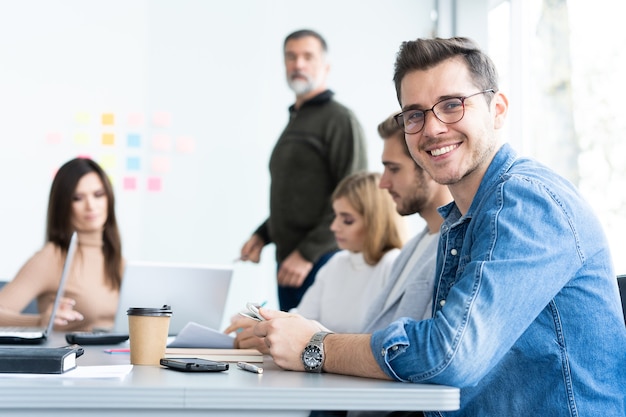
left=380, top=349, right=386, bottom=357
left=391, top=346, right=398, bottom=351
left=440, top=299, right=446, bottom=307
left=450, top=249, right=458, bottom=256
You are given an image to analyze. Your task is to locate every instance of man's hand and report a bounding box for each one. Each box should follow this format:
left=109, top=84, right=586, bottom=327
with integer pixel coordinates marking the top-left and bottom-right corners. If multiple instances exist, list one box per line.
left=277, top=250, right=313, bottom=287
left=240, top=234, right=264, bottom=263
left=253, top=308, right=324, bottom=371
left=224, top=314, right=269, bottom=353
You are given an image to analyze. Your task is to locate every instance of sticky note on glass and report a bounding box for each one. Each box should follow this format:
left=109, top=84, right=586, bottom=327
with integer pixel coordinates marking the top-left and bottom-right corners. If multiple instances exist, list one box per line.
left=151, top=134, right=171, bottom=151
left=46, top=132, right=62, bottom=144
left=102, top=113, right=115, bottom=126
left=151, top=156, right=171, bottom=173
left=74, top=132, right=90, bottom=145
left=176, top=136, right=196, bottom=153
left=152, top=112, right=171, bottom=128
left=75, top=112, right=91, bottom=125
left=147, top=176, right=162, bottom=192
left=126, top=156, right=141, bottom=171
left=102, top=133, right=115, bottom=146
left=123, top=177, right=137, bottom=191
left=127, top=113, right=144, bottom=128
left=100, top=155, right=116, bottom=171
left=127, top=133, right=141, bottom=148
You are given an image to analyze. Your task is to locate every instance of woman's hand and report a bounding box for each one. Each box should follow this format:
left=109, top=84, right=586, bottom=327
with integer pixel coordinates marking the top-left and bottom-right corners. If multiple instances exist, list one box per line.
left=41, top=297, right=84, bottom=327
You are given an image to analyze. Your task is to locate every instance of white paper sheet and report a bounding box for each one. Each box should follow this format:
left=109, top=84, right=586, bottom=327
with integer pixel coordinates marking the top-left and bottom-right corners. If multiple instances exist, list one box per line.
left=167, top=321, right=235, bottom=348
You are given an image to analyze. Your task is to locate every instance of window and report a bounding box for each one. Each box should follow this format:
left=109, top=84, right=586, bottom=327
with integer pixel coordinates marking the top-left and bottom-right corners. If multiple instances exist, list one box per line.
left=488, top=0, right=626, bottom=273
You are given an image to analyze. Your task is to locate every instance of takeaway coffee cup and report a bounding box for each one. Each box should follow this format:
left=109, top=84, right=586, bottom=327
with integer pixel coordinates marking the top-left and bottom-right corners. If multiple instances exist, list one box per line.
left=127, top=305, right=172, bottom=365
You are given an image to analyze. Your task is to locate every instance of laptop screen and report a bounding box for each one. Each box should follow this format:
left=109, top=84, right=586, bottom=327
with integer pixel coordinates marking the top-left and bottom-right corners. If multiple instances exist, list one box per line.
left=112, top=262, right=233, bottom=335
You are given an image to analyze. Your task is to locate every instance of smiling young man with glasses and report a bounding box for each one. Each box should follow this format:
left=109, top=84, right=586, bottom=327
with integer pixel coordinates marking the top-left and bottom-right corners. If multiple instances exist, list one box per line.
left=254, top=37, right=626, bottom=416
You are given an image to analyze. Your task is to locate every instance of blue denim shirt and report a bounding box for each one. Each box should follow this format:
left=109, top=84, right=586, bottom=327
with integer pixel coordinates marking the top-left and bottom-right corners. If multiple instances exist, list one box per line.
left=370, top=144, right=626, bottom=416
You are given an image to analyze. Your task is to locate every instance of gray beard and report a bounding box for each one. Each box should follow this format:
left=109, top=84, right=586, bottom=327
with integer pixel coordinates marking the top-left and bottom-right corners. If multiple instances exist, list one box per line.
left=288, top=78, right=314, bottom=96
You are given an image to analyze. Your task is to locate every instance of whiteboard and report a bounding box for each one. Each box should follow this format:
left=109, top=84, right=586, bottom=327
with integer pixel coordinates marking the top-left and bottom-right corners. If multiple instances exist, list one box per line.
left=0, top=0, right=435, bottom=326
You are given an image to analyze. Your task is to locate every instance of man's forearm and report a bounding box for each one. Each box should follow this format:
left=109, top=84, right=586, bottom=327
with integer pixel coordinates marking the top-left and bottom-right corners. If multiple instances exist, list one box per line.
left=323, top=334, right=391, bottom=380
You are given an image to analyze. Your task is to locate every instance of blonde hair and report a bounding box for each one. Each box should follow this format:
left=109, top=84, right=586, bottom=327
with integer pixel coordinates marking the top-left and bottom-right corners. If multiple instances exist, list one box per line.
left=332, top=172, right=405, bottom=265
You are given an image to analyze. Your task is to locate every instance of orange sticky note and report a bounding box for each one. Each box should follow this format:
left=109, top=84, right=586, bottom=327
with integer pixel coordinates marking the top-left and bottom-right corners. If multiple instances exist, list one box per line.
left=102, top=113, right=115, bottom=126
left=102, top=133, right=115, bottom=145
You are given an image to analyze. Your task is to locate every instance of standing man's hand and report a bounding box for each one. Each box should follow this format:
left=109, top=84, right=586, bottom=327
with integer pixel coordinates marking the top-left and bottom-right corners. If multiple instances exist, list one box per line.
left=277, top=250, right=312, bottom=287
left=240, top=234, right=264, bottom=263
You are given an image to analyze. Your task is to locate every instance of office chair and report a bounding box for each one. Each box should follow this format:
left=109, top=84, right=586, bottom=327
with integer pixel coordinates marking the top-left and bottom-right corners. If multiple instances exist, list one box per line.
left=617, top=275, right=626, bottom=326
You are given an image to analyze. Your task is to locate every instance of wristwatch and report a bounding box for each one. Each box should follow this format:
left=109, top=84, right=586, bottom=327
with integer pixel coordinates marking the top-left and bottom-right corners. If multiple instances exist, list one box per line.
left=301, top=331, right=332, bottom=373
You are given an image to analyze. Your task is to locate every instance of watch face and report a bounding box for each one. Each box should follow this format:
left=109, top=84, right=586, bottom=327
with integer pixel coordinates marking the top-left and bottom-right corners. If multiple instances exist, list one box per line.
left=303, top=345, right=322, bottom=369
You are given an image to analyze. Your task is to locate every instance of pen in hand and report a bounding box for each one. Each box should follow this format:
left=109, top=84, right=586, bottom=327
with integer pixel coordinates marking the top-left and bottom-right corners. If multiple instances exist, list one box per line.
left=237, top=361, right=263, bottom=374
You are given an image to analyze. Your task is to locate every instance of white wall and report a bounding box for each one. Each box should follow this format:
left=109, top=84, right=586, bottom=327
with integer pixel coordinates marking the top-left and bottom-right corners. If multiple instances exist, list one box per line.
left=0, top=0, right=436, bottom=328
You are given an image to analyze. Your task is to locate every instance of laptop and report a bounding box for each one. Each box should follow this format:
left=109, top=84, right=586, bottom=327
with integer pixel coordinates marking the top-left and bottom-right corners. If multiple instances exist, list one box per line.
left=110, top=261, right=233, bottom=335
left=0, top=232, right=78, bottom=344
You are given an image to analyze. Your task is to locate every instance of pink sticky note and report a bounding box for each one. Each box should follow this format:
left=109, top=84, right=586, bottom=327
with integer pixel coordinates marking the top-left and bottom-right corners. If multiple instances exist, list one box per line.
left=151, top=134, right=171, bottom=151
left=152, top=112, right=171, bottom=128
left=176, top=136, right=196, bottom=153
left=123, top=177, right=137, bottom=191
left=151, top=156, right=171, bottom=173
left=127, top=113, right=144, bottom=128
left=147, top=176, right=162, bottom=192
left=46, top=132, right=62, bottom=144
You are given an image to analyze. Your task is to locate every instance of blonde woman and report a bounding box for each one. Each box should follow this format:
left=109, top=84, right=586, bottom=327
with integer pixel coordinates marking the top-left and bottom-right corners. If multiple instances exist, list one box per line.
left=291, top=171, right=405, bottom=333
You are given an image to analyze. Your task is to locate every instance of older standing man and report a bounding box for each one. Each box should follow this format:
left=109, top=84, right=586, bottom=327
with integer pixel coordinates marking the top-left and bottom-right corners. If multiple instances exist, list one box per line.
left=240, top=29, right=367, bottom=311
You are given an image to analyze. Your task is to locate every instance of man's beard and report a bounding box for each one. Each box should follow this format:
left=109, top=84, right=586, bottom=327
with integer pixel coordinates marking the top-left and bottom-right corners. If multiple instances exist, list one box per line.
left=287, top=73, right=316, bottom=95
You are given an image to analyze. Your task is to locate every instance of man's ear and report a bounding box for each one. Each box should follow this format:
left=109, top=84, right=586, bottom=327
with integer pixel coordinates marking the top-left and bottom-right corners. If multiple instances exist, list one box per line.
left=493, top=91, right=508, bottom=130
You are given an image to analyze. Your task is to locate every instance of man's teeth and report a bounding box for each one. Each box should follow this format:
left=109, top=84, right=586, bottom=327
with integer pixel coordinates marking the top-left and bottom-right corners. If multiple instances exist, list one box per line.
left=430, top=145, right=456, bottom=157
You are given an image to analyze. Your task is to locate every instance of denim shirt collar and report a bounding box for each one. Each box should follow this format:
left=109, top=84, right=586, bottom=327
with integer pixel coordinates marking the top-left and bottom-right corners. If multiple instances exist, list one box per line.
left=438, top=143, right=518, bottom=226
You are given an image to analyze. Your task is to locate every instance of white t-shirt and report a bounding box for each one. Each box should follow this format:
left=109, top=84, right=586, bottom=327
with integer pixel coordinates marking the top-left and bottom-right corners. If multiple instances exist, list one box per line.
left=292, top=248, right=400, bottom=333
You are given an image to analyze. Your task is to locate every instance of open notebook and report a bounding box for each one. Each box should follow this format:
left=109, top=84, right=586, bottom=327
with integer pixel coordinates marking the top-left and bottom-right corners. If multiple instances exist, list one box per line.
left=0, top=232, right=77, bottom=344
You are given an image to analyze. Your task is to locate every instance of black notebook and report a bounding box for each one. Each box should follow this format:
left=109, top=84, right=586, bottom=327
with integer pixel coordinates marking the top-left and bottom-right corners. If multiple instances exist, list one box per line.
left=0, top=344, right=84, bottom=374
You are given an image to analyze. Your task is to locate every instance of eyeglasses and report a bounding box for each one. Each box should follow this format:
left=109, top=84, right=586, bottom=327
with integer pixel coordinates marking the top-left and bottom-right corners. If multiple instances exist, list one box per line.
left=394, top=89, right=495, bottom=134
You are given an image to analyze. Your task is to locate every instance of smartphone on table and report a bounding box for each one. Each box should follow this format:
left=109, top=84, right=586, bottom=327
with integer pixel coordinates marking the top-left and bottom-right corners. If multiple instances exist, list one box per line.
left=160, top=357, right=229, bottom=372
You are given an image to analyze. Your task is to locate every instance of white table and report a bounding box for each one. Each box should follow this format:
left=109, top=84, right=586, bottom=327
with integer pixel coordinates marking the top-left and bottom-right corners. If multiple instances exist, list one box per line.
left=0, top=333, right=460, bottom=416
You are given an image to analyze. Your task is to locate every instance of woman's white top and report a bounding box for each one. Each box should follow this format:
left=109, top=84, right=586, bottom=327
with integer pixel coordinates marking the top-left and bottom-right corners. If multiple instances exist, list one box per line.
left=292, top=248, right=400, bottom=333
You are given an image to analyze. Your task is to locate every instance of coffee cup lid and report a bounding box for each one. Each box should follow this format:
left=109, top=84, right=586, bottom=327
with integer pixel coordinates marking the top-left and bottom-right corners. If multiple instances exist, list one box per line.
left=127, top=305, right=172, bottom=316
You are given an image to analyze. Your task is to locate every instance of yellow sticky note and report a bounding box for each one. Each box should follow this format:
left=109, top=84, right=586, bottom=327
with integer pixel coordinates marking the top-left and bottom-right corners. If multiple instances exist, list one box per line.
left=75, top=112, right=91, bottom=125
left=102, top=113, right=115, bottom=125
left=102, top=133, right=115, bottom=145
left=100, top=154, right=116, bottom=171
left=74, top=132, right=90, bottom=145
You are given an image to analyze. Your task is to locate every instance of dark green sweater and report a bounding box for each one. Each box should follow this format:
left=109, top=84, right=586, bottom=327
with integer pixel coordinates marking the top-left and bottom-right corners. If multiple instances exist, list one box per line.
left=255, top=90, right=367, bottom=263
